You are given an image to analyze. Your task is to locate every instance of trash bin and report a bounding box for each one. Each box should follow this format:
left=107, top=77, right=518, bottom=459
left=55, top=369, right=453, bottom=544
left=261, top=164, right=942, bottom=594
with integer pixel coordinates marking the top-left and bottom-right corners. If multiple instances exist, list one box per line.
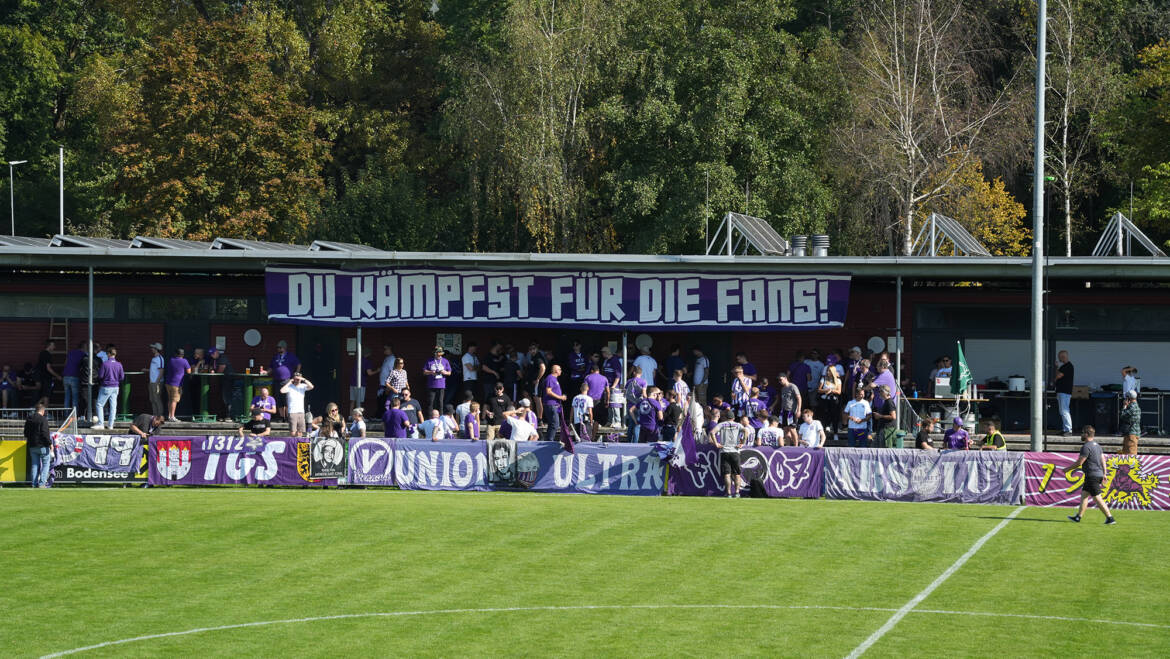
left=894, top=430, right=907, bottom=448
left=1091, top=392, right=1117, bottom=434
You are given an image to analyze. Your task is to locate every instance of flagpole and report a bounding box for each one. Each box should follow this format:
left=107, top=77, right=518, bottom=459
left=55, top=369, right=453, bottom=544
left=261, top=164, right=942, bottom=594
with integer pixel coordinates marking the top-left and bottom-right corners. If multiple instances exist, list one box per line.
left=1030, top=0, right=1047, bottom=452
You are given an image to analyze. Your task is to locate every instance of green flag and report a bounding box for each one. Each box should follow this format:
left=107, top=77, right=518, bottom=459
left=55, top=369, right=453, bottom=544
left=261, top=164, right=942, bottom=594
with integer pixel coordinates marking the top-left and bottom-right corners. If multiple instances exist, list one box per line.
left=951, top=341, right=972, bottom=395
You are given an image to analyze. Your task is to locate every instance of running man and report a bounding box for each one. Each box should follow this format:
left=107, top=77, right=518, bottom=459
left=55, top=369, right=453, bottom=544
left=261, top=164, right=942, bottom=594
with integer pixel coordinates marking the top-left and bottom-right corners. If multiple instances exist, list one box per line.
left=1065, top=425, right=1116, bottom=525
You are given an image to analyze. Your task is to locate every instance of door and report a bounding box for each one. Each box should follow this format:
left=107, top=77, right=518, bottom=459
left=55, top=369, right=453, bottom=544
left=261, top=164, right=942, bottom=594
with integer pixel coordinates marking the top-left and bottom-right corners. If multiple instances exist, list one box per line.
left=165, top=321, right=209, bottom=417
left=297, top=326, right=341, bottom=416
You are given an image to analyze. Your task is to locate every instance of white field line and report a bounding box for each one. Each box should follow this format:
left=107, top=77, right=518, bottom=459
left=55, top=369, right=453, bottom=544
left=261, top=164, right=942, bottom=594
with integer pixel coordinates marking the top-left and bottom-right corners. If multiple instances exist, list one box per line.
left=40, top=597, right=1170, bottom=658
left=844, top=505, right=1026, bottom=659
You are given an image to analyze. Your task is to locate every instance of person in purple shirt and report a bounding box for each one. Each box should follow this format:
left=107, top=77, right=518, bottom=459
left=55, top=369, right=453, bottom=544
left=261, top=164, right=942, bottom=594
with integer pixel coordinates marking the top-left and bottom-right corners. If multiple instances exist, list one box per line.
left=464, top=401, right=481, bottom=439
left=787, top=350, right=810, bottom=392
left=250, top=386, right=277, bottom=420
left=269, top=340, right=301, bottom=421
left=382, top=397, right=412, bottom=438
left=584, top=363, right=609, bottom=436
left=600, top=347, right=622, bottom=387
left=62, top=340, right=86, bottom=413
left=871, top=359, right=898, bottom=402
left=624, top=366, right=648, bottom=442
left=422, top=346, right=453, bottom=416
left=542, top=364, right=568, bottom=443
left=165, top=348, right=191, bottom=422
left=636, top=387, right=665, bottom=443
left=567, top=341, right=588, bottom=385
left=745, top=391, right=765, bottom=429
left=944, top=417, right=970, bottom=450
left=95, top=347, right=125, bottom=429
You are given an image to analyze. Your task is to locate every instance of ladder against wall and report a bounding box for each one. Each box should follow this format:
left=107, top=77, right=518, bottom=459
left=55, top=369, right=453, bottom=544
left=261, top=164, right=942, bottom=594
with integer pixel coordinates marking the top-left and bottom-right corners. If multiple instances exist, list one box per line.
left=48, top=318, right=69, bottom=405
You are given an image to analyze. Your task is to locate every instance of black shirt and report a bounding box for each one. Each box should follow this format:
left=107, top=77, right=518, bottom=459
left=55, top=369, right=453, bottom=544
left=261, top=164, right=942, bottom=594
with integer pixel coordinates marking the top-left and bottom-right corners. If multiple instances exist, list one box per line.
left=1055, top=362, right=1074, bottom=395
left=664, top=403, right=683, bottom=426
left=241, top=418, right=270, bottom=435
left=485, top=393, right=513, bottom=425
left=36, top=350, right=53, bottom=378
left=501, top=359, right=521, bottom=390
left=132, top=413, right=157, bottom=436
left=23, top=412, right=51, bottom=448
left=524, top=353, right=547, bottom=385
left=483, top=352, right=507, bottom=388
left=872, top=398, right=895, bottom=431
left=916, top=430, right=933, bottom=450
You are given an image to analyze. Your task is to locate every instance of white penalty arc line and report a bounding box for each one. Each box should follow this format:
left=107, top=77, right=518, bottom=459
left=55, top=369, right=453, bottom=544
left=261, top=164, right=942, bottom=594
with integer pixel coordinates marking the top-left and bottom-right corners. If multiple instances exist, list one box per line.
left=40, top=599, right=1170, bottom=658
left=845, top=505, right=1025, bottom=659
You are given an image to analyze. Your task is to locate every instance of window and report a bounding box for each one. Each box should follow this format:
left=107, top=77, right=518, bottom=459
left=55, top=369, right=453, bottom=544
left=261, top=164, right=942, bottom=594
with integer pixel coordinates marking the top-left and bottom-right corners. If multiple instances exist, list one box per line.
left=0, top=295, right=115, bottom=319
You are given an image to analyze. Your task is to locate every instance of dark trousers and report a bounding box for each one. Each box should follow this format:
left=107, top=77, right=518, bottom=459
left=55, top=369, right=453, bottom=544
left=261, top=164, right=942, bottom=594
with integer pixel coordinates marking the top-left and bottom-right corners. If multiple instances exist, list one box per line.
left=426, top=388, right=445, bottom=416
left=543, top=405, right=561, bottom=443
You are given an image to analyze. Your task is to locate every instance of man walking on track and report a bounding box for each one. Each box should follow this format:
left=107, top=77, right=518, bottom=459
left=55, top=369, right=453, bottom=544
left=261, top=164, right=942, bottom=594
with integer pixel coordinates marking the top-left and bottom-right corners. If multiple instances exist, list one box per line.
left=1065, top=426, right=1116, bottom=525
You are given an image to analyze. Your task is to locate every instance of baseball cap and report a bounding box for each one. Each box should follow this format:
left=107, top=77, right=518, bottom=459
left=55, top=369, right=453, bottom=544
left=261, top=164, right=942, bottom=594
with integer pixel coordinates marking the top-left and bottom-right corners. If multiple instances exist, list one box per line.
left=849, top=346, right=862, bottom=354
left=1125, top=390, right=1138, bottom=399
left=519, top=398, right=531, bottom=408
left=433, top=345, right=445, bottom=354
left=208, top=346, right=219, bottom=355
left=149, top=342, right=163, bottom=350
left=953, top=416, right=963, bottom=426
left=277, top=340, right=288, bottom=348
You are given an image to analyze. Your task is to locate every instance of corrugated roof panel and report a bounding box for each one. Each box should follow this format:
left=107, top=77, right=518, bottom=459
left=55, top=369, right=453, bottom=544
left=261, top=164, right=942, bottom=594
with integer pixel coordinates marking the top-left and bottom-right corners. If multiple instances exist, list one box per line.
left=0, top=236, right=51, bottom=247
left=49, top=235, right=133, bottom=249
left=211, top=237, right=306, bottom=251
left=310, top=240, right=385, bottom=252
left=131, top=236, right=214, bottom=250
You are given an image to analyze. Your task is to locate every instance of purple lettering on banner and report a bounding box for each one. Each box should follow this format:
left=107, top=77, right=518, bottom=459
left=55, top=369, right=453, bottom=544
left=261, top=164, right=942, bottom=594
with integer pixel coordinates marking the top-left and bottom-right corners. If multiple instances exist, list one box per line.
left=1024, top=452, right=1170, bottom=510
left=148, top=437, right=338, bottom=487
left=265, top=267, right=851, bottom=331
left=667, top=445, right=824, bottom=498
left=52, top=434, right=146, bottom=484
left=822, top=448, right=1023, bottom=505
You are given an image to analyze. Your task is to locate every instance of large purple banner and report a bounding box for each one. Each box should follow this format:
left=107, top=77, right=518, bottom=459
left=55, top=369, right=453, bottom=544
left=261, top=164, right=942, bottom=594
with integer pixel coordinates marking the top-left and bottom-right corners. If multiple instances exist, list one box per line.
left=383, top=439, right=665, bottom=495
left=823, top=448, right=1023, bottom=505
left=148, top=436, right=339, bottom=486
left=668, top=445, right=824, bottom=498
left=265, top=267, right=851, bottom=330
left=52, top=434, right=145, bottom=483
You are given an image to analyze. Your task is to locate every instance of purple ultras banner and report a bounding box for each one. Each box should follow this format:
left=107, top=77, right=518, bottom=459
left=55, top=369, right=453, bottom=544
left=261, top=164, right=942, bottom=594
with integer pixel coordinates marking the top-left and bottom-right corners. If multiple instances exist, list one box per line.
left=52, top=434, right=146, bottom=484
left=149, top=436, right=339, bottom=486
left=823, top=448, right=1023, bottom=505
left=668, top=445, right=824, bottom=498
left=384, top=439, right=665, bottom=496
left=265, top=266, right=851, bottom=330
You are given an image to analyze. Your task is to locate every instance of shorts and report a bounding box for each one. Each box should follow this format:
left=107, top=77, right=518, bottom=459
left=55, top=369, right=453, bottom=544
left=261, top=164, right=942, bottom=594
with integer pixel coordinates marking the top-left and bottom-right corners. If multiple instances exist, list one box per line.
left=593, top=399, right=607, bottom=424
left=1083, top=474, right=1103, bottom=497
left=166, top=385, right=182, bottom=402
left=290, top=412, right=307, bottom=435
left=639, top=427, right=660, bottom=443
left=720, top=451, right=741, bottom=476
left=778, top=410, right=797, bottom=427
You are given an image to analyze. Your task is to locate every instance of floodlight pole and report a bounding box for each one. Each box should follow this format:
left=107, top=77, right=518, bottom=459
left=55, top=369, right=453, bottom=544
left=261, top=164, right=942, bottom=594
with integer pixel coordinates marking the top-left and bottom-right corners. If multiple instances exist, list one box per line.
left=1030, top=0, right=1047, bottom=452
left=59, top=146, right=65, bottom=235
left=8, top=160, right=27, bottom=236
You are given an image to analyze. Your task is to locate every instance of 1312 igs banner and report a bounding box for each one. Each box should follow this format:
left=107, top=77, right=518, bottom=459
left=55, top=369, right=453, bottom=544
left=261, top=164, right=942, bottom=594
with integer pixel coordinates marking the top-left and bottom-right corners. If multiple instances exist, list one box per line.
left=266, top=267, right=850, bottom=330
left=148, top=437, right=338, bottom=486
left=823, top=448, right=1023, bottom=505
left=1024, top=452, right=1170, bottom=510
left=52, top=434, right=146, bottom=484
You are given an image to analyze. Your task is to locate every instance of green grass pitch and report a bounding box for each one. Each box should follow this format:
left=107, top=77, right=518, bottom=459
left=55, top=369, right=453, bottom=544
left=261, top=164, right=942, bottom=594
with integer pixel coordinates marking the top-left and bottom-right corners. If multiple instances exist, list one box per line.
left=3, top=490, right=1169, bottom=658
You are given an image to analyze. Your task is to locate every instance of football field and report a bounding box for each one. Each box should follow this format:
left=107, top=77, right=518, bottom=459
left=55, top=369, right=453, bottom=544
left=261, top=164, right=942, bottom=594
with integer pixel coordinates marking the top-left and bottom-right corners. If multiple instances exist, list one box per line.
left=3, top=490, right=1168, bottom=658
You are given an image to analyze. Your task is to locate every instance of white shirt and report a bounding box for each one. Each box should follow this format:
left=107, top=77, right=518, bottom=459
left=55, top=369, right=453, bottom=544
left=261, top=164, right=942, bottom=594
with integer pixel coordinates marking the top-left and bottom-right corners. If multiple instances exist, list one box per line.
left=693, top=356, right=709, bottom=385
left=634, top=355, right=658, bottom=382
left=149, top=355, right=164, bottom=383
left=455, top=401, right=472, bottom=424
left=673, top=380, right=690, bottom=403
left=804, top=359, right=825, bottom=389
left=572, top=394, right=594, bottom=424
left=756, top=427, right=782, bottom=447
left=844, top=398, right=872, bottom=430
left=1123, top=374, right=1138, bottom=396
left=349, top=419, right=366, bottom=438
left=507, top=416, right=538, bottom=441
left=799, top=420, right=825, bottom=447
left=284, top=382, right=309, bottom=414
left=462, top=352, right=479, bottom=381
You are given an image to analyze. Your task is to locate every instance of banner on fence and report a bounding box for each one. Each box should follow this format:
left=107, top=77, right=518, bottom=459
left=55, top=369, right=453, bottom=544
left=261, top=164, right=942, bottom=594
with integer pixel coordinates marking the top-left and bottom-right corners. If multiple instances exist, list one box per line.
left=148, top=436, right=338, bottom=486
left=823, top=448, right=1023, bottom=505
left=668, top=445, right=823, bottom=498
left=309, top=436, right=347, bottom=479
left=1024, top=452, right=1170, bottom=510
left=52, top=434, right=146, bottom=484
left=265, top=266, right=851, bottom=330
left=346, top=437, right=395, bottom=486
left=0, top=439, right=29, bottom=482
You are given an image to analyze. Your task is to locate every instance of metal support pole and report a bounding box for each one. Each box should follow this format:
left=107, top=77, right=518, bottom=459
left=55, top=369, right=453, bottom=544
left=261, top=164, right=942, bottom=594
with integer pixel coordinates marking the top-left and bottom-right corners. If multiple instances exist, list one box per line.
left=88, top=266, right=94, bottom=423
left=59, top=146, right=64, bottom=235
left=8, top=163, right=13, bottom=237
left=355, top=325, right=362, bottom=408
left=1030, top=0, right=1047, bottom=452
left=621, top=332, right=628, bottom=387
left=895, top=275, right=902, bottom=386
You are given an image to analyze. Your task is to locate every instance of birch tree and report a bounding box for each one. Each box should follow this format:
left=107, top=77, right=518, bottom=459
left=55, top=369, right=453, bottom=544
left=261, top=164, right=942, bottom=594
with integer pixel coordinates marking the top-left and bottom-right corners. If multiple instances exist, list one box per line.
left=840, top=0, right=1011, bottom=255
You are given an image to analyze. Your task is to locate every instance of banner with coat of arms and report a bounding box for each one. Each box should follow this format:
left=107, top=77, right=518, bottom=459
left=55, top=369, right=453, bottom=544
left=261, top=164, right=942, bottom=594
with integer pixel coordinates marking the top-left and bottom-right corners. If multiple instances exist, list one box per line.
left=1024, top=452, right=1170, bottom=510
left=148, top=437, right=339, bottom=487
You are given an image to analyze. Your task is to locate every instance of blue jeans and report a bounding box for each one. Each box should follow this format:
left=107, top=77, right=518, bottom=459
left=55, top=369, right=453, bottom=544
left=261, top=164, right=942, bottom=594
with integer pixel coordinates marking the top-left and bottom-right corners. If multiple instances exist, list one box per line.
left=1057, top=392, right=1072, bottom=433
left=96, top=385, right=119, bottom=427
left=29, top=445, right=51, bottom=487
left=63, top=376, right=80, bottom=411
left=543, top=405, right=561, bottom=443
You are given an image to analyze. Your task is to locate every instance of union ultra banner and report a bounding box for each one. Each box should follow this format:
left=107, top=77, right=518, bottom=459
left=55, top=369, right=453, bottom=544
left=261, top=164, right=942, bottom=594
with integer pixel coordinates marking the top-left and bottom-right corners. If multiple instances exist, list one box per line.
left=1024, top=452, right=1170, bottom=510
left=823, top=448, right=1024, bottom=505
left=265, top=266, right=851, bottom=330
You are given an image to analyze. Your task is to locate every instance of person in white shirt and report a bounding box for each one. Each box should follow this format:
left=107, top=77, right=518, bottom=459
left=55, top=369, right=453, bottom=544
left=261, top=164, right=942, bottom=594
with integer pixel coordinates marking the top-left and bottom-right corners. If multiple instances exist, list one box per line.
left=798, top=408, right=826, bottom=449
left=571, top=383, right=594, bottom=442
left=462, top=343, right=480, bottom=398
left=671, top=369, right=690, bottom=409
left=633, top=347, right=658, bottom=388
left=455, top=391, right=474, bottom=428
left=419, top=409, right=443, bottom=441
left=503, top=404, right=540, bottom=441
left=842, top=387, right=872, bottom=448
left=755, top=417, right=783, bottom=447
left=1122, top=366, right=1138, bottom=397
left=349, top=407, right=367, bottom=438
left=691, top=346, right=710, bottom=405
left=280, top=374, right=314, bottom=437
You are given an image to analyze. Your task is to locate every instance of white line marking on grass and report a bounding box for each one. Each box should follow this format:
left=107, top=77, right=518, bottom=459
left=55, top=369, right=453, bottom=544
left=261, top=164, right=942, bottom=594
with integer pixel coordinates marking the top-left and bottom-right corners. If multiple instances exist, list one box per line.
left=844, top=505, right=1026, bottom=659
left=40, top=599, right=1170, bottom=658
